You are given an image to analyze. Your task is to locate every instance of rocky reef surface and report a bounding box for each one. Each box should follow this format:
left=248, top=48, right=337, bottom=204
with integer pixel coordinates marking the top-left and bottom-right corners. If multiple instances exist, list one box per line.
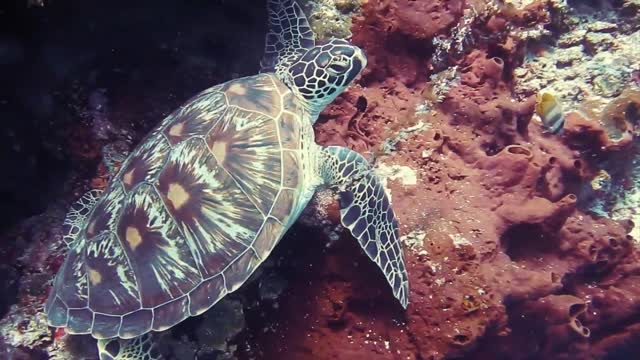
left=1, top=0, right=640, bottom=359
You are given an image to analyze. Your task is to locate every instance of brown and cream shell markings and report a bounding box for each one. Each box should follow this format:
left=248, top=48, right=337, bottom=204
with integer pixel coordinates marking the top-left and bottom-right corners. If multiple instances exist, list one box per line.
left=45, top=73, right=311, bottom=340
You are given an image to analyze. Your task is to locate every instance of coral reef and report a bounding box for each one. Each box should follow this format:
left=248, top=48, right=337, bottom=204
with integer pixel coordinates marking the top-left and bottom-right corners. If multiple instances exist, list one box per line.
left=2, top=0, right=640, bottom=359
left=299, top=0, right=640, bottom=359
left=513, top=0, right=639, bottom=111
left=299, top=0, right=363, bottom=40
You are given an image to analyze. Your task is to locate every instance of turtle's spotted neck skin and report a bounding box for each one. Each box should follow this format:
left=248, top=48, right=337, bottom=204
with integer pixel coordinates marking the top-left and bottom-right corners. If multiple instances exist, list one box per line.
left=260, top=0, right=367, bottom=122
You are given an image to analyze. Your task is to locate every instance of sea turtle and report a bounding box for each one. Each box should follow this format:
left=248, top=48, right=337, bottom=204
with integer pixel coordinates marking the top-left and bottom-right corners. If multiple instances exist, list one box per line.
left=45, top=1, right=409, bottom=359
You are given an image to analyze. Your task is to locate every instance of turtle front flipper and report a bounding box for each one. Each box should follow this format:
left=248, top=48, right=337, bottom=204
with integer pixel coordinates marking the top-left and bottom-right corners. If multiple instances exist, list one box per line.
left=318, top=146, right=409, bottom=308
left=260, top=0, right=315, bottom=74
left=97, top=333, right=161, bottom=360
left=62, top=189, right=103, bottom=248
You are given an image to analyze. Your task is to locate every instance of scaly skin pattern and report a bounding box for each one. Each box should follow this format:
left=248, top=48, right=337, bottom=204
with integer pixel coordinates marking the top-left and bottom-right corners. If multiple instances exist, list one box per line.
left=261, top=0, right=315, bottom=76
left=62, top=189, right=103, bottom=248
left=98, top=333, right=160, bottom=360
left=316, top=145, right=409, bottom=308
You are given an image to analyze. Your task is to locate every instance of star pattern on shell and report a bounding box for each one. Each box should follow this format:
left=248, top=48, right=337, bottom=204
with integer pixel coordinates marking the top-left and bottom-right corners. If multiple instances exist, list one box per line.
left=46, top=74, right=307, bottom=339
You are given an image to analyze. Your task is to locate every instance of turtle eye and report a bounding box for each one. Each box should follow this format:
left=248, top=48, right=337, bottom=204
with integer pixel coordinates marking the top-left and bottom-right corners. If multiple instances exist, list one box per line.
left=316, top=52, right=331, bottom=68
left=327, top=56, right=349, bottom=75
left=328, top=63, right=347, bottom=74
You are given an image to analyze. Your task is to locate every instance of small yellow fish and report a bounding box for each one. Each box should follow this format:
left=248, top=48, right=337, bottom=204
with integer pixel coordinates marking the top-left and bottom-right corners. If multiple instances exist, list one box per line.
left=591, top=169, right=611, bottom=191
left=535, top=91, right=565, bottom=134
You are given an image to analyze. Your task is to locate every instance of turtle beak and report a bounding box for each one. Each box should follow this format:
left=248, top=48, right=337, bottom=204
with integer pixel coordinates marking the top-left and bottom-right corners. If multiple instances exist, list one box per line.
left=346, top=47, right=367, bottom=84
left=356, top=47, right=367, bottom=70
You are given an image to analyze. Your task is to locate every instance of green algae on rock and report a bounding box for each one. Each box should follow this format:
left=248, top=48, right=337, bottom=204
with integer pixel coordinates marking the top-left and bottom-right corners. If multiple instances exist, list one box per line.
left=299, top=0, right=363, bottom=40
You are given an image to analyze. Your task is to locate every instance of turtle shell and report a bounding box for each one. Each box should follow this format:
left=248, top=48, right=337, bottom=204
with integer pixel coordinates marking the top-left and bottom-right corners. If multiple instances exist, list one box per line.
left=45, top=73, right=307, bottom=339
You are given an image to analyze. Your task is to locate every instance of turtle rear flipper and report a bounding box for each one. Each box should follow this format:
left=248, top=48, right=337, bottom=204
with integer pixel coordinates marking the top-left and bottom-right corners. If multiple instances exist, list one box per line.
left=318, top=146, right=409, bottom=308
left=98, top=334, right=161, bottom=360
left=62, top=189, right=103, bottom=248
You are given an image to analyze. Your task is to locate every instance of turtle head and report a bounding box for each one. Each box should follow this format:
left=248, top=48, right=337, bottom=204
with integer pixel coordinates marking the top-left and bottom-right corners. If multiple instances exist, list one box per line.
left=282, top=38, right=367, bottom=120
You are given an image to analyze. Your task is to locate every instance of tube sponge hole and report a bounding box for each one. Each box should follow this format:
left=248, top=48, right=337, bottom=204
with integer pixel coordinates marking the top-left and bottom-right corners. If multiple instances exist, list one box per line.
left=626, top=102, right=639, bottom=125
left=505, top=144, right=533, bottom=158
left=569, top=303, right=586, bottom=318
left=485, top=56, right=505, bottom=79
left=452, top=334, right=471, bottom=346
left=501, top=223, right=555, bottom=261
left=568, top=302, right=590, bottom=338
left=569, top=317, right=591, bottom=338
